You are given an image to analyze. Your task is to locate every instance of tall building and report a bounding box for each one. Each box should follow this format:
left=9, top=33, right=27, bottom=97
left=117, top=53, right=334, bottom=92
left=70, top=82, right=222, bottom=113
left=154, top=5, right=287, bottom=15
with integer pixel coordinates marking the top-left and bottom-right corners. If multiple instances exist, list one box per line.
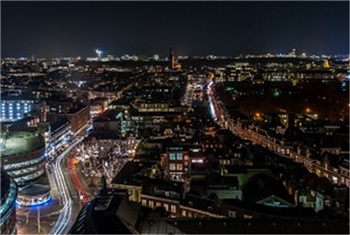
left=288, top=48, right=296, bottom=57
left=168, top=48, right=181, bottom=70
left=323, top=59, right=330, bottom=69
left=169, top=48, right=175, bottom=69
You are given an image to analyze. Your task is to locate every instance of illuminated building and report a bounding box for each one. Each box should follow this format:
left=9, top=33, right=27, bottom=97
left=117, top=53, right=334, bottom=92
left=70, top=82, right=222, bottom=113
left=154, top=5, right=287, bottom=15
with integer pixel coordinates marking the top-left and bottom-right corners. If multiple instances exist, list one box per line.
left=262, top=68, right=293, bottom=82
left=88, top=90, right=117, bottom=101
left=323, top=59, right=330, bottom=69
left=47, top=104, right=90, bottom=134
left=295, top=69, right=334, bottom=80
left=70, top=188, right=349, bottom=234
left=288, top=48, right=296, bottom=57
left=168, top=48, right=181, bottom=70
left=0, top=98, right=42, bottom=122
left=49, top=118, right=73, bottom=153
left=133, top=102, right=186, bottom=113
left=162, top=146, right=190, bottom=181
left=95, top=49, right=103, bottom=61
left=0, top=131, right=46, bottom=186
left=90, top=98, right=108, bottom=118
left=1, top=169, right=17, bottom=235
left=225, top=63, right=256, bottom=82
left=169, top=48, right=175, bottom=69
left=16, top=184, right=51, bottom=206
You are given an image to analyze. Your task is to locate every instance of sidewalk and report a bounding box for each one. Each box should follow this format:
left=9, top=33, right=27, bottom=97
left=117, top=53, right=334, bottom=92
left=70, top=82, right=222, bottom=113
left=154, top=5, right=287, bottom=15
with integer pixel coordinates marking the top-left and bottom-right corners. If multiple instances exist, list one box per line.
left=16, top=197, right=62, bottom=235
left=16, top=169, right=64, bottom=235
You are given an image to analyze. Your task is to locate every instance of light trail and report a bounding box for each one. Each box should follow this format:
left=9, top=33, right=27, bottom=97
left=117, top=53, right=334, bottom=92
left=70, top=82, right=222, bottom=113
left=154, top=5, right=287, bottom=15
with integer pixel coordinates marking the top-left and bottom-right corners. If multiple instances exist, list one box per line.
left=50, top=136, right=84, bottom=235
left=67, top=155, right=90, bottom=206
left=207, top=80, right=218, bottom=120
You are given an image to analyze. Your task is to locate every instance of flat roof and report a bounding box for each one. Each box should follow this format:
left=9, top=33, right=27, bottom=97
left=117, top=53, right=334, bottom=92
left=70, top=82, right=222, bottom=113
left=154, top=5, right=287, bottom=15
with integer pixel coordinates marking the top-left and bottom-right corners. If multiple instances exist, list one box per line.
left=19, top=184, right=50, bottom=197
left=0, top=131, right=45, bottom=157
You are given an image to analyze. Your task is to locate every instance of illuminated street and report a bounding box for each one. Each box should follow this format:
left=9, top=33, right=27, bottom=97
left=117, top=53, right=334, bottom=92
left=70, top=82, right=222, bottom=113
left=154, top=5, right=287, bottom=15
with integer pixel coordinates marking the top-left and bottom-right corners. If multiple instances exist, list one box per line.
left=50, top=137, right=84, bottom=235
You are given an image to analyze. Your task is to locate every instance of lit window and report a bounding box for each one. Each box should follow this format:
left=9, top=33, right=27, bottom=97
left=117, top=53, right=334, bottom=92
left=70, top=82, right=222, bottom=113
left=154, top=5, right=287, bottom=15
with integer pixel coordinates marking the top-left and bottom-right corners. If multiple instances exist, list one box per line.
left=177, top=153, right=183, bottom=160
left=177, top=164, right=183, bottom=171
left=169, top=153, right=176, bottom=160
left=149, top=201, right=154, bottom=208
left=170, top=163, right=176, bottom=171
left=164, top=204, right=169, bottom=211
left=171, top=205, right=176, bottom=213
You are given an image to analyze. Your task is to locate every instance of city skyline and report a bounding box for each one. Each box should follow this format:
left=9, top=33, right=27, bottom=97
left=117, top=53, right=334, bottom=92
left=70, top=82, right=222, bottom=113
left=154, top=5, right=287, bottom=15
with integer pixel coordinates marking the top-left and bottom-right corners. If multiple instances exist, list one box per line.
left=1, top=1, right=349, bottom=57
left=1, top=1, right=350, bottom=235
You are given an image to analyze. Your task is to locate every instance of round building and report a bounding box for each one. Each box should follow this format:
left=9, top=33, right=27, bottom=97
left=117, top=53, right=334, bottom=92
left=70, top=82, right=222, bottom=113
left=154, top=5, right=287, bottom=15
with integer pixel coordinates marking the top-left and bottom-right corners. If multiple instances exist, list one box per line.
left=1, top=169, right=18, bottom=235
left=16, top=184, right=51, bottom=206
left=0, top=131, right=46, bottom=186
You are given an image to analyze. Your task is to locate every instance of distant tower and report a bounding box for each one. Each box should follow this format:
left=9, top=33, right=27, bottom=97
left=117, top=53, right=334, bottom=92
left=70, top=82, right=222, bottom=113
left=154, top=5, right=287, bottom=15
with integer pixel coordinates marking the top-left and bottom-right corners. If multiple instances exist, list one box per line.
left=169, top=48, right=175, bottom=69
left=323, top=59, right=330, bottom=69
left=288, top=49, right=296, bottom=57
left=95, top=49, right=103, bottom=61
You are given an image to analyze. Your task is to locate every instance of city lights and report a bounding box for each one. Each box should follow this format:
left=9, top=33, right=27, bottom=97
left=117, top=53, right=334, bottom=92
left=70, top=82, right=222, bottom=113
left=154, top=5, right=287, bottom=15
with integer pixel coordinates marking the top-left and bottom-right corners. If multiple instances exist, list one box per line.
left=1, top=1, right=349, bottom=234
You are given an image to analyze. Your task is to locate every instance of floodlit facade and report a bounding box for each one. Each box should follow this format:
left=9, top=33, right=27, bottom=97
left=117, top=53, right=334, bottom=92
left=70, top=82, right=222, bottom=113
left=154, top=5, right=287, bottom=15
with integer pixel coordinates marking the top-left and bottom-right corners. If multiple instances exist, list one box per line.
left=0, top=131, right=46, bottom=186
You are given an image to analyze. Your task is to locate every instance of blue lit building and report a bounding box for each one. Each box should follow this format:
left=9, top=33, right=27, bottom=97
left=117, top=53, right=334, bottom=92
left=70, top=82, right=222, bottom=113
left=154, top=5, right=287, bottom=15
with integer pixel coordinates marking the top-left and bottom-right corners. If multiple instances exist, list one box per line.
left=0, top=99, right=35, bottom=122
left=1, top=169, right=18, bottom=235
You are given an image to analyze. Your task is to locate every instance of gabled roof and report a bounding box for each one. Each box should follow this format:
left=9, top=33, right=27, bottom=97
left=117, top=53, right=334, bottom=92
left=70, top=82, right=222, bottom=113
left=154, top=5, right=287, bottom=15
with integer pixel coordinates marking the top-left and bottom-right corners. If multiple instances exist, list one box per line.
left=242, top=173, right=294, bottom=205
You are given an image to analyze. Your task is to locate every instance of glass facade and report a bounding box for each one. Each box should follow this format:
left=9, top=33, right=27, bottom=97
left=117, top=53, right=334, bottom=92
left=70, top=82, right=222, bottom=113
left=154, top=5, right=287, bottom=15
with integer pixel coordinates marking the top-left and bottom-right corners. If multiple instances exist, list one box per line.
left=3, top=155, right=45, bottom=170
left=169, top=153, right=176, bottom=160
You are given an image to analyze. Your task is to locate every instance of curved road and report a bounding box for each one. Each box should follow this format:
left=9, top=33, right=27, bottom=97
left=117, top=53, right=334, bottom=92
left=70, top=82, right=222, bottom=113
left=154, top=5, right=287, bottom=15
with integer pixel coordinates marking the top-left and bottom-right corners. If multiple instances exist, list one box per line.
left=50, top=136, right=84, bottom=235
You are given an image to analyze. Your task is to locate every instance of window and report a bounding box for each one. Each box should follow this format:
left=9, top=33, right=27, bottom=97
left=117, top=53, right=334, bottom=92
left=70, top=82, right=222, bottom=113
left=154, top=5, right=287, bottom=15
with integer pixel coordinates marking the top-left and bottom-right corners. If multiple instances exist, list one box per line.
left=149, top=201, right=154, bottom=208
left=171, top=205, right=176, bottom=213
left=169, top=153, right=176, bottom=160
left=164, top=203, right=169, bottom=211
left=156, top=202, right=162, bottom=207
left=182, top=210, right=186, bottom=217
left=177, top=153, right=183, bottom=160
left=142, top=199, right=147, bottom=206
left=228, top=211, right=237, bottom=218
left=177, top=164, right=183, bottom=171
left=170, top=164, right=176, bottom=171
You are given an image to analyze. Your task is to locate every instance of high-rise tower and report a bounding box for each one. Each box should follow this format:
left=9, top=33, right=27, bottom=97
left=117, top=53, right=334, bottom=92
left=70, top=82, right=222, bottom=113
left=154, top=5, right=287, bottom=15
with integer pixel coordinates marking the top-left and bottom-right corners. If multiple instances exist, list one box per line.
left=169, top=48, right=175, bottom=69
left=323, top=59, right=330, bottom=69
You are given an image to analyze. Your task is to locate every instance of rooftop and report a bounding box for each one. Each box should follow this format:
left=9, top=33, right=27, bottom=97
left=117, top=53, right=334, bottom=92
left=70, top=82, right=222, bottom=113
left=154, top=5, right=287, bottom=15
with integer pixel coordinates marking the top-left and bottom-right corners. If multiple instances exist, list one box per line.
left=0, top=131, right=45, bottom=157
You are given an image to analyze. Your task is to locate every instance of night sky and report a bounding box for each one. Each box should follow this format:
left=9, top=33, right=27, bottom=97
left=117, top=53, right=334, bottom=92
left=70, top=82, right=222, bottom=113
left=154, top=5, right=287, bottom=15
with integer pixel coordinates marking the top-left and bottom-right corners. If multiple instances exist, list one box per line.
left=1, top=1, right=349, bottom=58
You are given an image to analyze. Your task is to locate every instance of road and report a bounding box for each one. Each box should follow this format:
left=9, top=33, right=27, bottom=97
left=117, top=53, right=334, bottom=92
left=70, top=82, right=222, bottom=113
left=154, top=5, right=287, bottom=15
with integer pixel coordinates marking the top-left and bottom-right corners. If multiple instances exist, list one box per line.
left=67, top=153, right=93, bottom=206
left=50, top=136, right=84, bottom=235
